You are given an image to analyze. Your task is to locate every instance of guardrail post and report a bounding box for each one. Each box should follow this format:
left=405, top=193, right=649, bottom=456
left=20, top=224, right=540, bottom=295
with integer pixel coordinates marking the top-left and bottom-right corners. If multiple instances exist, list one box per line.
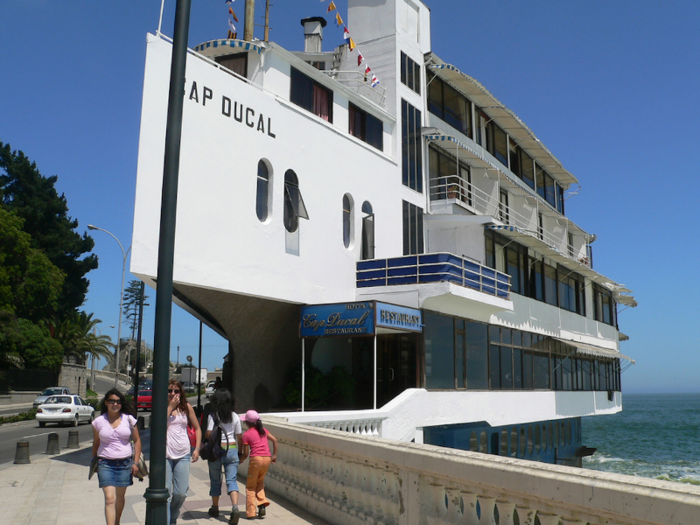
left=14, top=441, right=30, bottom=464
left=46, top=432, right=60, bottom=455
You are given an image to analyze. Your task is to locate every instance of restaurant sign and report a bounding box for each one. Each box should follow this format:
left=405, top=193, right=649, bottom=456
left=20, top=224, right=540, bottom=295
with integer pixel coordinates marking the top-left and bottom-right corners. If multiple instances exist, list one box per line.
left=300, top=301, right=422, bottom=338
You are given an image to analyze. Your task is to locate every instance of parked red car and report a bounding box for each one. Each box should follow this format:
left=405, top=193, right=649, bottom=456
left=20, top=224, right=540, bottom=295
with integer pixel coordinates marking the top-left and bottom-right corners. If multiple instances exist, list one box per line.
left=136, top=390, right=153, bottom=411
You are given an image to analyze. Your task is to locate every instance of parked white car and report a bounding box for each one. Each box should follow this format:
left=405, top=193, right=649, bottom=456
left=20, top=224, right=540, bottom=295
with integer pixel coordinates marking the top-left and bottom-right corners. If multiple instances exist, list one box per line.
left=33, top=387, right=71, bottom=408
left=205, top=381, right=216, bottom=398
left=36, top=395, right=95, bottom=427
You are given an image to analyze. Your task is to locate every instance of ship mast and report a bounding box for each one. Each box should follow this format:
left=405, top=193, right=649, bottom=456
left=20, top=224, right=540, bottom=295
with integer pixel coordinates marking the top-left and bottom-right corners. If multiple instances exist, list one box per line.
left=264, top=0, right=271, bottom=42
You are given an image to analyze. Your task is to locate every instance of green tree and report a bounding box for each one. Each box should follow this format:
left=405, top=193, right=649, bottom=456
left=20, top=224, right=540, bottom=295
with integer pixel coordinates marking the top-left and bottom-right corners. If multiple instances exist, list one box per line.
left=0, top=311, right=63, bottom=370
left=122, top=280, right=149, bottom=340
left=0, top=207, right=64, bottom=322
left=49, top=311, right=113, bottom=364
left=0, top=142, right=98, bottom=314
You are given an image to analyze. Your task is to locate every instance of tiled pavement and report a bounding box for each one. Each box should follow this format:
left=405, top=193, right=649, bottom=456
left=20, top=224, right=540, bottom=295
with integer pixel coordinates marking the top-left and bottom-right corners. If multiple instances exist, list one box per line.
left=0, top=431, right=329, bottom=525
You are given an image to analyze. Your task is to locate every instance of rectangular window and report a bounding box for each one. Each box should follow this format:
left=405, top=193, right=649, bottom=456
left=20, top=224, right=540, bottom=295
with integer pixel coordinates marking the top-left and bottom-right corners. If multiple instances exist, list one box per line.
left=557, top=184, right=565, bottom=214
left=499, top=189, right=509, bottom=223
left=466, top=321, right=488, bottom=389
left=427, top=73, right=472, bottom=138
left=349, top=103, right=383, bottom=151
left=520, top=149, right=535, bottom=189
left=486, top=120, right=508, bottom=165
left=428, top=145, right=472, bottom=205
left=489, top=345, right=501, bottom=389
left=533, top=352, right=550, bottom=389
left=402, top=100, right=423, bottom=192
left=500, top=346, right=513, bottom=389
left=593, top=284, right=616, bottom=326
left=544, top=262, right=558, bottom=306
left=424, top=311, right=454, bottom=389
left=215, top=53, right=248, bottom=79
left=290, top=67, right=333, bottom=122
left=402, top=201, right=424, bottom=255
left=400, top=51, right=421, bottom=94
left=513, top=348, right=523, bottom=389
left=523, top=350, right=533, bottom=389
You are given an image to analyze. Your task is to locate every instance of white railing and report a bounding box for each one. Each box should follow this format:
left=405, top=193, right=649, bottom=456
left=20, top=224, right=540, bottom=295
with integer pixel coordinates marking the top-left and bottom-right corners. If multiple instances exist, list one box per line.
left=430, top=175, right=590, bottom=267
left=322, top=70, right=387, bottom=108
left=242, top=418, right=700, bottom=525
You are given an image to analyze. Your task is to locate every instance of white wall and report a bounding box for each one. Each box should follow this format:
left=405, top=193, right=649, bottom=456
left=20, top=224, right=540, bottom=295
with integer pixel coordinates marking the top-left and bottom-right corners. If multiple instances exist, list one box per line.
left=132, top=36, right=403, bottom=307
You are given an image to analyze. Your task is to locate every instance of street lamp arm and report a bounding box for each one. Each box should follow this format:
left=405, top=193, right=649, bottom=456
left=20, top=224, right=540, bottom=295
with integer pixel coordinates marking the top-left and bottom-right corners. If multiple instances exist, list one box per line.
left=88, top=224, right=132, bottom=387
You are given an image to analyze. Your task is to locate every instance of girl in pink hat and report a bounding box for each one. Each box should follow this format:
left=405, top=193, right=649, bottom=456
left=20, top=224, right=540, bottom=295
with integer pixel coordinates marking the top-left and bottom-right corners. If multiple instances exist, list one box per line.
left=239, top=410, right=278, bottom=519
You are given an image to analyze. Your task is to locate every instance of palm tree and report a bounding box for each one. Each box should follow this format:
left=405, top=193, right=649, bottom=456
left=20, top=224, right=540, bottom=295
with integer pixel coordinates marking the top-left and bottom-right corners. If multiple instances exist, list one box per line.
left=50, top=311, right=114, bottom=366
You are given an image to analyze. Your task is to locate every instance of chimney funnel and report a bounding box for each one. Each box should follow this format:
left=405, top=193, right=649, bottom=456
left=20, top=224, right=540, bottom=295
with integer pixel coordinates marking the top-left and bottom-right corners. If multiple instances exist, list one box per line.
left=301, top=17, right=327, bottom=53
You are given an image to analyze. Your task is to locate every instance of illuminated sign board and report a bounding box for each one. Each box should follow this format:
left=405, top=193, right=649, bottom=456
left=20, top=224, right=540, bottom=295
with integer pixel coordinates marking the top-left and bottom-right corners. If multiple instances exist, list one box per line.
left=300, top=301, right=422, bottom=338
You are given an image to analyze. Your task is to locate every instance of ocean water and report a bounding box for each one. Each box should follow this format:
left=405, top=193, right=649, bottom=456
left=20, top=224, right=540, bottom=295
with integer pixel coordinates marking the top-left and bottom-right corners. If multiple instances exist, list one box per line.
left=581, top=393, right=700, bottom=485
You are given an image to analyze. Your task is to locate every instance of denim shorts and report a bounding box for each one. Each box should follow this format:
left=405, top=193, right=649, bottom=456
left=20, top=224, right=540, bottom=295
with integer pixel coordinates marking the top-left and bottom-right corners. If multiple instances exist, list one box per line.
left=97, top=457, right=133, bottom=488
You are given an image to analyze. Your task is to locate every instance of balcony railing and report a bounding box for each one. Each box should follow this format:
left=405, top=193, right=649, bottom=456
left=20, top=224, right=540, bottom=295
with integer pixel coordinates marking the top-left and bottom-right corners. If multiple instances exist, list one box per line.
left=430, top=175, right=591, bottom=267
left=356, top=252, right=510, bottom=299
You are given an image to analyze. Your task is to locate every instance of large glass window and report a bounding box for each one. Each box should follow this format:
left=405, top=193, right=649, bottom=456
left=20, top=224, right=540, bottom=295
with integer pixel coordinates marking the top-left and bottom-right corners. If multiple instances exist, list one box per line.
left=400, top=51, right=421, bottom=94
left=466, top=321, right=488, bottom=389
left=255, top=159, right=270, bottom=222
left=593, top=284, right=616, bottom=326
left=427, top=73, right=472, bottom=138
left=402, top=201, right=423, bottom=255
left=290, top=67, right=333, bottom=122
left=402, top=100, right=423, bottom=191
left=349, top=103, right=383, bottom=151
left=428, top=146, right=471, bottom=205
left=544, top=263, right=558, bottom=306
left=486, top=120, right=508, bottom=165
left=424, top=312, right=455, bottom=389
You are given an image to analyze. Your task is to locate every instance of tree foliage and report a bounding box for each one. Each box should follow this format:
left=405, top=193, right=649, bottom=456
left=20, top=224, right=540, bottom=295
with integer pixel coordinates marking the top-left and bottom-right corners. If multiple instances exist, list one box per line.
left=122, top=279, right=149, bottom=339
left=0, top=141, right=98, bottom=314
left=0, top=311, right=64, bottom=370
left=0, top=207, right=64, bottom=322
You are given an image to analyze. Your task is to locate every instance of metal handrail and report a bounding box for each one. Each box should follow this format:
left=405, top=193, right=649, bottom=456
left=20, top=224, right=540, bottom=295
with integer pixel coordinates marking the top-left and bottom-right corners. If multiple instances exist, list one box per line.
left=321, top=70, right=387, bottom=107
left=357, top=252, right=510, bottom=300
left=429, top=175, right=590, bottom=267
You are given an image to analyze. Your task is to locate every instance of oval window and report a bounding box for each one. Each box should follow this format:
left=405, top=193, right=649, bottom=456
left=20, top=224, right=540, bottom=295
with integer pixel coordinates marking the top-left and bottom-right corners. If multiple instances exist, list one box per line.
left=256, top=160, right=271, bottom=222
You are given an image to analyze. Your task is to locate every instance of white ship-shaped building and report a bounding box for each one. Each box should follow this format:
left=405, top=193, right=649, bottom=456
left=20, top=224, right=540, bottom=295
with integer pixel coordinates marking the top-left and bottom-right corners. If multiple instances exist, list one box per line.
left=132, top=0, right=635, bottom=467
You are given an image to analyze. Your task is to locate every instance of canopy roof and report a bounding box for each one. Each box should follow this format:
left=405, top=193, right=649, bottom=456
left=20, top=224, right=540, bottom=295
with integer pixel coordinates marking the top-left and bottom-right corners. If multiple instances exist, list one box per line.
left=427, top=54, right=578, bottom=188
left=486, top=225, right=637, bottom=308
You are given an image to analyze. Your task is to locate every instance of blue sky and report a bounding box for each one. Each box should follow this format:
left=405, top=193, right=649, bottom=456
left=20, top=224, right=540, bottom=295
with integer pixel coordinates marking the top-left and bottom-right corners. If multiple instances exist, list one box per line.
left=1, top=1, right=698, bottom=392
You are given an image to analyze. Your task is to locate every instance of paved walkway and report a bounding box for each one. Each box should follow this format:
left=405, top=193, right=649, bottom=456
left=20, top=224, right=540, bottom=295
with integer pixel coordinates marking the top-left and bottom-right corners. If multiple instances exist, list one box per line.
left=0, top=432, right=329, bottom=525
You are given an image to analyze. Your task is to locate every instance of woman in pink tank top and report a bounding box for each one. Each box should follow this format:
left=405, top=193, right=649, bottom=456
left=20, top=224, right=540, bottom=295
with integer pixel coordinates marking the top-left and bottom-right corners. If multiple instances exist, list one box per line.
left=165, top=380, right=202, bottom=524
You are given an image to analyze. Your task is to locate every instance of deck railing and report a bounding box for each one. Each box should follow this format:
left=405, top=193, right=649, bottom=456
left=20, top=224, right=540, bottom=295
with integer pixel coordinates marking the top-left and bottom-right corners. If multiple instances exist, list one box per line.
left=356, top=252, right=511, bottom=300
left=242, top=417, right=700, bottom=525
left=430, top=174, right=590, bottom=266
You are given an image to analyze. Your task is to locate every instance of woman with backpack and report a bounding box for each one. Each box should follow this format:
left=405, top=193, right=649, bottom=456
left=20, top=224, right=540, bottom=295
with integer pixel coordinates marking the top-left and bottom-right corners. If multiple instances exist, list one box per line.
left=239, top=410, right=278, bottom=520
left=205, top=388, right=243, bottom=524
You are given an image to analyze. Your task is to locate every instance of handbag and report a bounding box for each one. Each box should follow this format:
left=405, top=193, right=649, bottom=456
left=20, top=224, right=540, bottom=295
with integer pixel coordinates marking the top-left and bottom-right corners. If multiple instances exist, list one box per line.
left=187, top=422, right=197, bottom=448
left=129, top=417, right=149, bottom=481
left=88, top=456, right=99, bottom=480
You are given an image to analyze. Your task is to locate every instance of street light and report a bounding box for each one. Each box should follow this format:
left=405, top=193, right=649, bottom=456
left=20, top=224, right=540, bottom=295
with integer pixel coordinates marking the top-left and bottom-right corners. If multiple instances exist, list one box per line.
left=88, top=224, right=132, bottom=388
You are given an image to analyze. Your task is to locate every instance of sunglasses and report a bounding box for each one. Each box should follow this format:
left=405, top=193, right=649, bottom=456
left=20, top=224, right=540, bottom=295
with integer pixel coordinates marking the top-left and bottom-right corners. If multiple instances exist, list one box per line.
left=106, top=399, right=122, bottom=405
left=168, top=389, right=179, bottom=393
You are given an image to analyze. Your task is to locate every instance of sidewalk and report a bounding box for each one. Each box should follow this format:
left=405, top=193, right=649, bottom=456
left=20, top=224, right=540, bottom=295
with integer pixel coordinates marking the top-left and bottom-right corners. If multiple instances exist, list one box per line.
left=0, top=434, right=329, bottom=525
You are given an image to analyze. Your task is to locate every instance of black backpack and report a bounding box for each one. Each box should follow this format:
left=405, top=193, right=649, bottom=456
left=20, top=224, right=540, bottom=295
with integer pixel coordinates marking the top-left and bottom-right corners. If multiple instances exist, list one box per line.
left=200, top=413, right=229, bottom=461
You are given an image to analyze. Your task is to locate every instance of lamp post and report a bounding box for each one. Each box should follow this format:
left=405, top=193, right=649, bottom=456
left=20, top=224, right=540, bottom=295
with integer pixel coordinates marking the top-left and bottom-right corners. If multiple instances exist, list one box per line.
left=88, top=225, right=131, bottom=388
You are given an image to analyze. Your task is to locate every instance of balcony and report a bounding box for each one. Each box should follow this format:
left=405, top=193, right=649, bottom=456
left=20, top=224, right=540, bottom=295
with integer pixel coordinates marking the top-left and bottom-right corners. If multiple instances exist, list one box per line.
left=430, top=174, right=591, bottom=266
left=356, top=252, right=510, bottom=299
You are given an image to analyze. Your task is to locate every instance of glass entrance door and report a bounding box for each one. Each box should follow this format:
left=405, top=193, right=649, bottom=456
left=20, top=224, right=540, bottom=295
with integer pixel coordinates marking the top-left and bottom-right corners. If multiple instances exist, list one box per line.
left=376, top=334, right=418, bottom=407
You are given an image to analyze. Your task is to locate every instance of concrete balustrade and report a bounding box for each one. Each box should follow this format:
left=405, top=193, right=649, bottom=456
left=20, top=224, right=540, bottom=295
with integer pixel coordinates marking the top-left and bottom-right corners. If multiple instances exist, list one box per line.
left=240, top=416, right=700, bottom=525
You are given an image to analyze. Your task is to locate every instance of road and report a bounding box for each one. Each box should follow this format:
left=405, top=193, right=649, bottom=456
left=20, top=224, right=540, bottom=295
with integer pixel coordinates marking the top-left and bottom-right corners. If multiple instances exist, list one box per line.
left=0, top=418, right=96, bottom=467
